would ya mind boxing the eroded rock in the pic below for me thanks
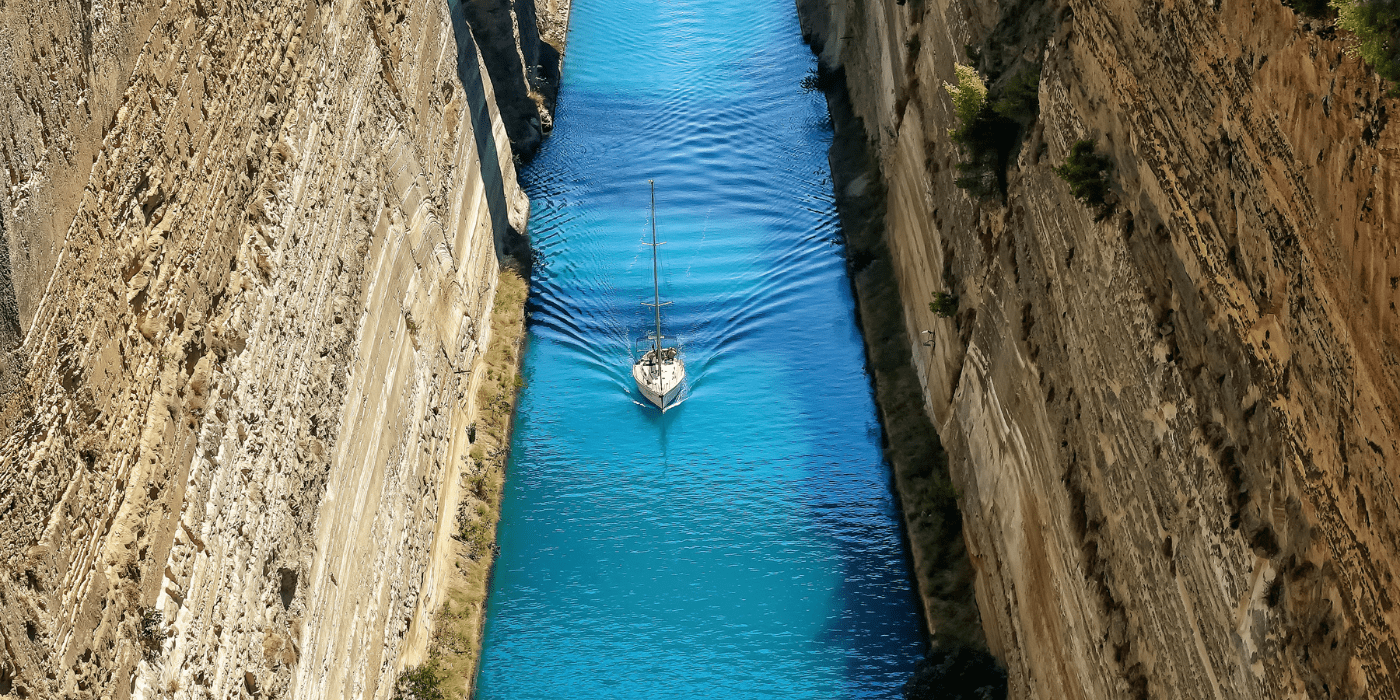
[0,0,550,698]
[802,0,1400,697]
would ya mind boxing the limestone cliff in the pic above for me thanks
[0,0,557,697]
[800,0,1400,697]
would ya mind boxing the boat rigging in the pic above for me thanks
[632,180,686,411]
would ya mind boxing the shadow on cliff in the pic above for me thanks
[805,46,1009,700]
[0,207,24,403]
[449,0,562,161]
[447,0,532,267]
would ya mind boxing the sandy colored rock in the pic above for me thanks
[800,0,1400,697]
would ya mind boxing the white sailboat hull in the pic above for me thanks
[632,348,685,410]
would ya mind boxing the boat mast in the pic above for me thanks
[650,180,662,362]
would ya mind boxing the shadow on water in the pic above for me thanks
[749,173,929,695]
[677,18,928,693]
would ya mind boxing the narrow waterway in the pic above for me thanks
[474,0,925,696]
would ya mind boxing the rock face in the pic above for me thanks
[799,0,1400,698]
[454,0,563,158]
[0,0,556,697]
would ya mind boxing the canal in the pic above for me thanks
[474,0,925,696]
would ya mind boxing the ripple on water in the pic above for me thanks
[475,0,924,697]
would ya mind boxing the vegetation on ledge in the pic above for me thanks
[1335,0,1400,91]
[397,263,529,698]
[944,64,1040,201]
[1055,139,1113,211]
[902,645,1008,700]
[1288,0,1400,93]
[392,661,446,700]
[929,291,958,318]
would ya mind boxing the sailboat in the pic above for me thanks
[632,180,686,411]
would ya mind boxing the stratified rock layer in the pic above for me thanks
[799,0,1400,698]
[0,0,546,697]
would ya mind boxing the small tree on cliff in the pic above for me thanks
[1292,1,1400,94]
[945,64,988,137]
[929,291,958,318]
[1332,0,1400,92]
[944,64,1021,200]
[1054,139,1113,210]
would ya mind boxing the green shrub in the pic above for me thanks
[1333,0,1400,91]
[929,292,958,318]
[945,64,1034,200]
[944,64,988,134]
[392,661,445,700]
[458,515,496,561]
[1054,140,1113,208]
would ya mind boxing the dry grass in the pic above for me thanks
[425,264,528,697]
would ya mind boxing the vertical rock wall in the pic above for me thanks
[0,0,169,340]
[0,0,552,698]
[451,0,562,158]
[800,0,1400,698]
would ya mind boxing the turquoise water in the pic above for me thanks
[474,0,925,696]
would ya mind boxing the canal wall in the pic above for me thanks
[0,0,556,697]
[799,0,1400,698]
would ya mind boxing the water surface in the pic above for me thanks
[475,0,924,696]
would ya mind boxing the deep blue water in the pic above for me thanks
[474,0,925,696]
